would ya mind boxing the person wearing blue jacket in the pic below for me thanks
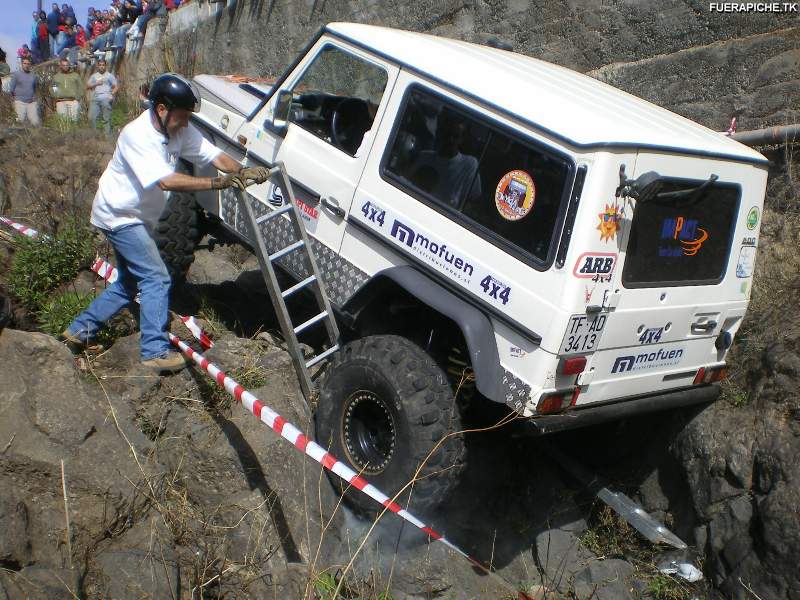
[46,4,61,56]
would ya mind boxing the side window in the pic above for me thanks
[383,87,572,264]
[288,45,388,156]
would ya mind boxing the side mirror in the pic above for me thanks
[267,89,293,134]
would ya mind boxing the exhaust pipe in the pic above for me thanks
[730,124,800,146]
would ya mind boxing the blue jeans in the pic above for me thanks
[68,223,172,360]
[89,97,113,134]
[54,31,69,55]
[113,24,131,48]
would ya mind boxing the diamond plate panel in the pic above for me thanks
[502,370,532,413]
[219,189,367,306]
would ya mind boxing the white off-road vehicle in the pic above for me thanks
[157,23,768,515]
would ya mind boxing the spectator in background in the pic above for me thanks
[76,24,88,50]
[37,13,51,61]
[86,7,96,35]
[47,3,61,55]
[52,58,84,120]
[62,4,76,23]
[0,48,10,87]
[55,24,77,58]
[128,0,166,40]
[17,45,33,64]
[8,58,41,127]
[88,59,118,134]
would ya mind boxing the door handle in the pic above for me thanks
[691,320,717,333]
[321,196,345,219]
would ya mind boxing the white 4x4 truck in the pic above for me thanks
[158,23,768,516]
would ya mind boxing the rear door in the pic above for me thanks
[576,152,768,405]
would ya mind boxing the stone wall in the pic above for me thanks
[122,0,798,133]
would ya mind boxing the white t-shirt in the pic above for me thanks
[88,72,118,101]
[91,110,222,230]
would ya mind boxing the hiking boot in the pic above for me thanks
[61,329,104,355]
[141,351,187,373]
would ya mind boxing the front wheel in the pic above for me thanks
[153,191,204,285]
[315,335,466,518]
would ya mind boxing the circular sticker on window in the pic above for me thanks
[495,170,535,221]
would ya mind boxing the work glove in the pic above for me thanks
[211,173,247,190]
[237,166,272,185]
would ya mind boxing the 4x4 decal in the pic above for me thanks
[356,198,513,307]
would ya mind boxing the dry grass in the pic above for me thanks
[723,207,800,407]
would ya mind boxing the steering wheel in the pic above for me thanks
[331,97,371,155]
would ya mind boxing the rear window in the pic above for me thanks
[381,86,573,267]
[622,179,740,287]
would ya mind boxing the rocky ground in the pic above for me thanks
[0,116,798,599]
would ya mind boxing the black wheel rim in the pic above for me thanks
[342,390,396,475]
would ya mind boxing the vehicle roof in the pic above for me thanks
[326,23,767,165]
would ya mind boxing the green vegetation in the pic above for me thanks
[579,504,706,600]
[312,570,393,600]
[36,289,94,337]
[7,219,96,310]
[647,574,695,600]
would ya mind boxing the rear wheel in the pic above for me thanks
[315,335,465,518]
[154,192,203,285]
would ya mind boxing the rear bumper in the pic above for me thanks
[526,384,719,435]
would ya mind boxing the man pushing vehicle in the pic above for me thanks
[62,73,267,372]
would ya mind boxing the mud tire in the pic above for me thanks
[315,335,465,518]
[154,192,203,285]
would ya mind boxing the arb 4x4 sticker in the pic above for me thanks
[495,170,535,221]
[572,252,617,281]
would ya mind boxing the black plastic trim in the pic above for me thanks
[526,384,719,435]
[555,164,587,269]
[324,28,769,167]
[343,266,506,402]
[239,83,269,100]
[346,215,542,345]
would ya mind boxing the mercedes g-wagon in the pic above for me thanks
[156,23,768,515]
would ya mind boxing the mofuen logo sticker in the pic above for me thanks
[572,252,617,280]
[495,170,535,221]
[658,216,708,257]
[746,206,759,230]
[597,204,622,242]
[611,346,684,374]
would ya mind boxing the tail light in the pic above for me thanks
[694,365,728,385]
[560,356,587,376]
[536,387,580,414]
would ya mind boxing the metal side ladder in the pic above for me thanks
[238,163,340,403]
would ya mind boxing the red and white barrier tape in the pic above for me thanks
[1,216,213,350]
[169,335,470,557]
[3,215,531,598]
[0,216,39,238]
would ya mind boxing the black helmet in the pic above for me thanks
[148,73,201,112]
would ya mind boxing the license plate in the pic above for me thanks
[560,313,607,355]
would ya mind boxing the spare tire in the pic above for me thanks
[153,191,203,285]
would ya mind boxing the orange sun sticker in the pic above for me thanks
[495,170,535,221]
[597,204,622,242]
